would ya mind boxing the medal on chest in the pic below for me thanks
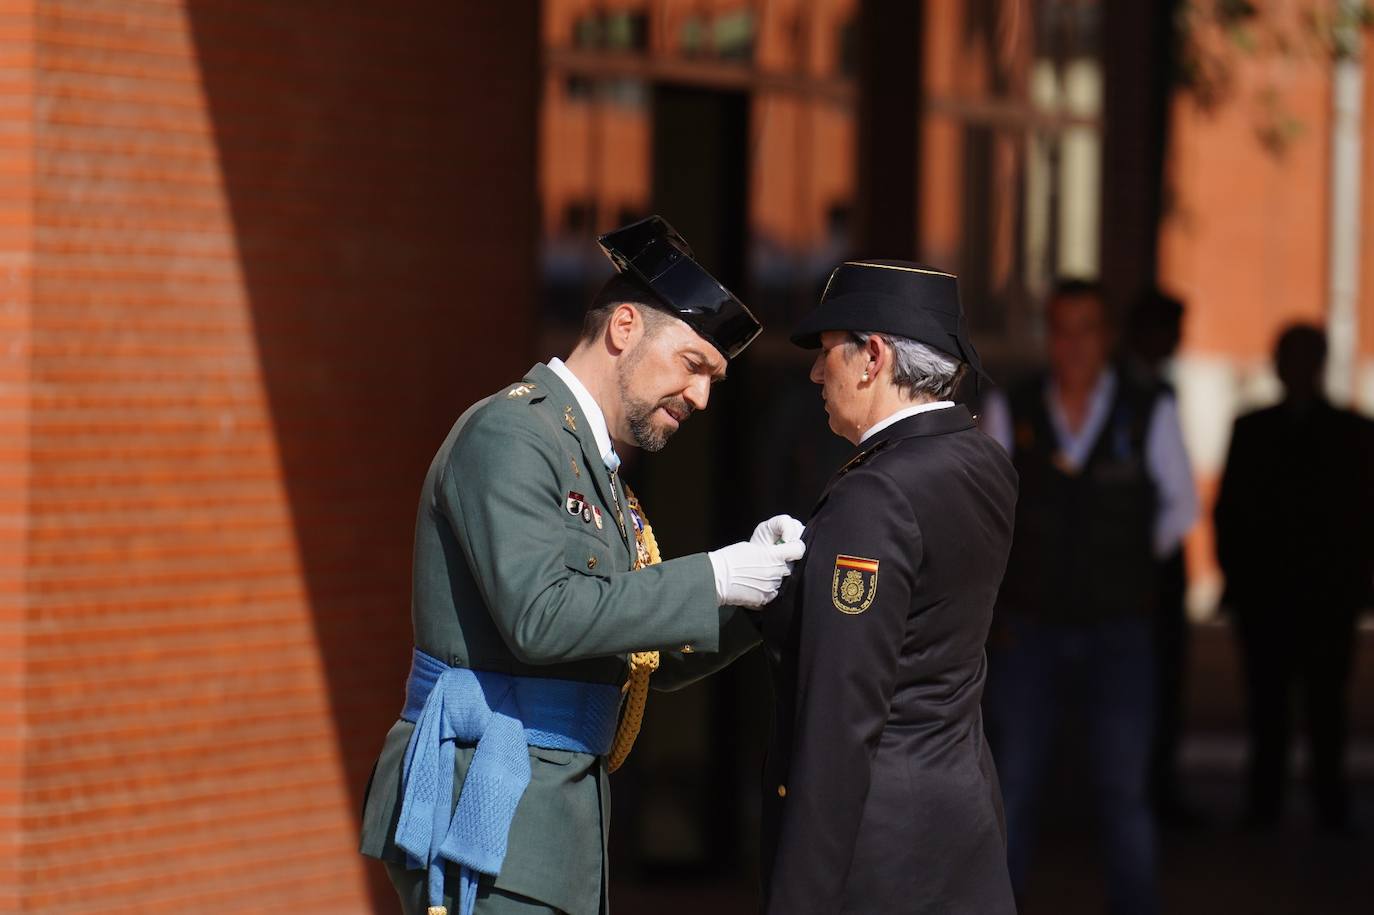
[626,496,652,569]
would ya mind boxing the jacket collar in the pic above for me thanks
[811,404,976,514]
[524,362,634,554]
[548,357,616,466]
[524,362,609,475]
[859,403,974,451]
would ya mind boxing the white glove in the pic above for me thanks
[708,538,806,608]
[750,513,805,547]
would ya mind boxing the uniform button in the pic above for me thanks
[777,784,787,798]
[680,644,694,654]
[587,555,598,570]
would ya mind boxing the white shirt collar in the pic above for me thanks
[859,401,957,444]
[548,357,619,471]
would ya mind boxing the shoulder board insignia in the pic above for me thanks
[507,383,537,398]
[837,438,894,477]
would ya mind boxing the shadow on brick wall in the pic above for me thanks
[185,3,539,907]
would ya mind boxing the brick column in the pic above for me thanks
[3,2,537,910]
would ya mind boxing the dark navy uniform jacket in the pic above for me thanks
[759,404,1018,914]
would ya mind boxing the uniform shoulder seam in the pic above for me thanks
[833,458,919,527]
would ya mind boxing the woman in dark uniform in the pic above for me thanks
[759,261,1018,914]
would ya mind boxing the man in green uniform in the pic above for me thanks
[360,216,804,915]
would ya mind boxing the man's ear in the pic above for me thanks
[607,303,641,354]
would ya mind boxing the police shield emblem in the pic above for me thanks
[832,554,879,614]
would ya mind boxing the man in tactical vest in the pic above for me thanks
[980,279,1197,915]
[359,216,805,915]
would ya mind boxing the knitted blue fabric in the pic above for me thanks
[393,649,620,915]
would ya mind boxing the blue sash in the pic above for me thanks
[393,649,620,915]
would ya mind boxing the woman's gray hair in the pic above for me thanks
[849,331,966,400]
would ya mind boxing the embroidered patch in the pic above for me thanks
[832,554,879,614]
[563,406,578,431]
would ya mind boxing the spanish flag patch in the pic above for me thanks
[832,554,880,614]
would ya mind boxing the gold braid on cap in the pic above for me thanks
[606,484,661,774]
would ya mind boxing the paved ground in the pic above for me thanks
[612,768,1373,913]
[611,621,1374,914]
[1022,769,1374,914]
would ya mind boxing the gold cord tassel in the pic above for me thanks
[607,488,662,774]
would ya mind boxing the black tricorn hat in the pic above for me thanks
[597,215,762,360]
[790,259,988,385]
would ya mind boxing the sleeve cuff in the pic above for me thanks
[706,549,729,605]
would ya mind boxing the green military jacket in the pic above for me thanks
[360,362,760,915]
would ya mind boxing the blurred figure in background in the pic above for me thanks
[1214,323,1374,835]
[1122,289,1200,829]
[981,279,1198,915]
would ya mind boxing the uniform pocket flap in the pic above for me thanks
[563,534,612,577]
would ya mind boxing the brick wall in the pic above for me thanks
[2,2,538,910]
[0,4,37,910]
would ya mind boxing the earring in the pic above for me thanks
[861,371,870,382]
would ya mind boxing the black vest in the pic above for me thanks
[999,370,1160,622]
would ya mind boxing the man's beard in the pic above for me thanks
[616,360,693,452]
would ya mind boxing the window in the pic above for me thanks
[919,0,1104,359]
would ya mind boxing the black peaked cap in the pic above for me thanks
[790,259,987,383]
[597,215,761,360]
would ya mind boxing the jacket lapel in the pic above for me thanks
[525,363,635,560]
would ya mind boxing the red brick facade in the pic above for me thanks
[0,2,538,910]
